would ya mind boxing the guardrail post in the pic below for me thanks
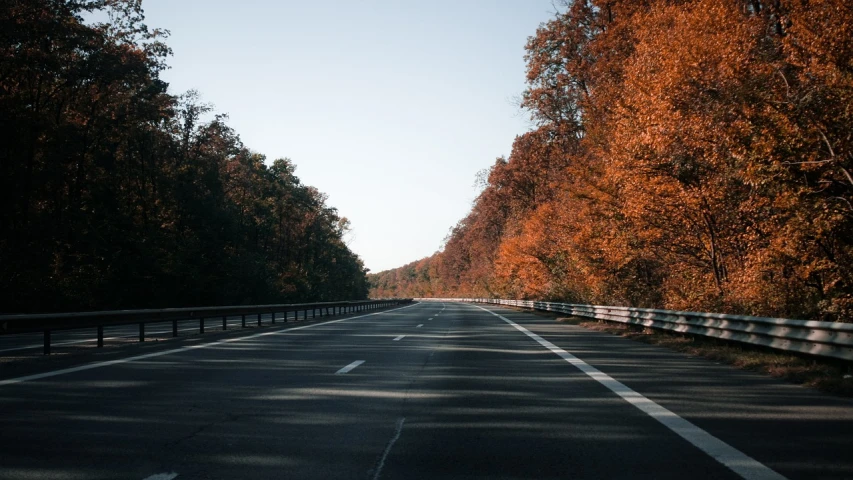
[312,308,315,319]
[222,315,227,330]
[271,312,276,324]
[257,313,262,326]
[241,314,246,328]
[199,318,204,334]
[139,322,145,342]
[44,330,51,355]
[173,320,178,337]
[97,326,104,347]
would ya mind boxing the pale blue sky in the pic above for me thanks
[139,0,556,272]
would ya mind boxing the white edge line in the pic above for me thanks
[335,360,365,375]
[472,304,788,480]
[0,303,419,387]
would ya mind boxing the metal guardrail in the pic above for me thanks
[418,297,853,362]
[0,299,412,355]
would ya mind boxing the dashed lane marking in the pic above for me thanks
[142,473,178,480]
[335,360,365,375]
[0,303,419,387]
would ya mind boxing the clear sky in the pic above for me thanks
[139,0,557,273]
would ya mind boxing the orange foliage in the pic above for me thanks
[370,0,853,321]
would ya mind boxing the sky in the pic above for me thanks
[138,0,557,273]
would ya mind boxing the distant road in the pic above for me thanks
[1,302,851,479]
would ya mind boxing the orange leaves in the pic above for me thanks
[369,0,853,321]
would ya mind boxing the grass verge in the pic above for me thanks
[567,317,853,397]
[511,307,853,397]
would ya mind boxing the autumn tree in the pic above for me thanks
[371,0,853,321]
[1,0,369,312]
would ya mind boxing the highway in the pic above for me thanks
[1,301,851,480]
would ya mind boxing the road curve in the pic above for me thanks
[0,302,851,480]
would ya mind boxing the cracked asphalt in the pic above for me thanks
[0,302,852,480]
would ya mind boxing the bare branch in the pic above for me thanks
[841,166,853,187]
[820,130,836,158]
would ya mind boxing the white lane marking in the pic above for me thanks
[143,473,178,480]
[416,324,423,328]
[428,318,433,321]
[393,335,406,341]
[336,360,365,375]
[372,417,405,480]
[0,303,419,387]
[473,305,788,480]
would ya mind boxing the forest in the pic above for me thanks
[370,0,853,322]
[0,0,369,313]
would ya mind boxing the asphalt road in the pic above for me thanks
[0,301,851,480]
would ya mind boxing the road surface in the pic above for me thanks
[1,301,851,479]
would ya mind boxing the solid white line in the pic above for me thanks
[336,360,365,375]
[393,335,405,341]
[473,304,788,480]
[416,324,423,328]
[0,303,419,387]
[372,417,405,480]
[142,473,178,480]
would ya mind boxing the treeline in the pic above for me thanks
[0,0,368,313]
[370,0,853,321]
